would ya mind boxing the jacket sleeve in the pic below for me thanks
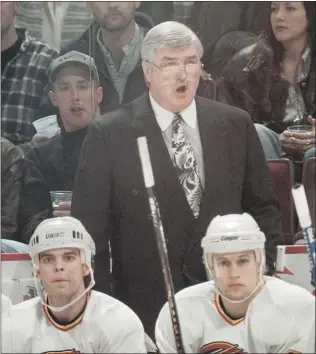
[1,140,23,239]
[18,148,53,243]
[241,117,282,271]
[71,120,112,290]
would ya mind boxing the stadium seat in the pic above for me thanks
[267,159,295,240]
[302,157,316,228]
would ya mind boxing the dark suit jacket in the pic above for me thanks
[72,93,281,336]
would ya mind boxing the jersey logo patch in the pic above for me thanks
[201,341,247,354]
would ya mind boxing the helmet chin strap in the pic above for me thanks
[34,265,95,312]
[215,275,264,304]
[204,254,265,304]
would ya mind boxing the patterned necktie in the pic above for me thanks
[172,113,202,218]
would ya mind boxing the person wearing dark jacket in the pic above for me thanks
[215,2,315,161]
[1,137,23,239]
[187,1,271,73]
[38,2,215,119]
[71,21,281,338]
[38,3,153,117]
[1,1,58,147]
[17,51,103,243]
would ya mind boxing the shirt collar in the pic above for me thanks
[149,93,197,132]
[97,23,139,55]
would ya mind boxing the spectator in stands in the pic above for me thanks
[136,2,195,26]
[215,2,315,161]
[38,2,215,118]
[1,137,23,239]
[213,32,282,159]
[17,51,102,243]
[1,1,58,148]
[38,1,153,116]
[187,1,270,72]
[15,2,92,50]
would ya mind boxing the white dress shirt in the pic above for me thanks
[149,93,205,187]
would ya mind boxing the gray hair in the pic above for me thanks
[141,21,204,62]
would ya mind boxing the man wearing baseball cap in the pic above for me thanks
[17,51,103,242]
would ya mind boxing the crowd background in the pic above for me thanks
[1,0,315,311]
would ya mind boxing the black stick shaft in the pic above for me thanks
[137,137,185,353]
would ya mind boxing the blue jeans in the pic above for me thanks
[255,124,316,161]
[304,146,316,160]
[254,124,281,160]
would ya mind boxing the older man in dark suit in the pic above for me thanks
[72,21,281,337]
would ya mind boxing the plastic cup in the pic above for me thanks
[287,125,312,133]
[50,191,73,210]
[33,115,60,138]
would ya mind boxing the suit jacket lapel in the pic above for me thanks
[195,96,229,218]
[131,94,194,218]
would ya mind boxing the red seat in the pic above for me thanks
[302,157,316,228]
[267,159,295,239]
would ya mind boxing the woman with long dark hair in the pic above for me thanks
[216,1,315,160]
[265,1,315,159]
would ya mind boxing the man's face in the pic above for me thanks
[142,45,202,113]
[270,2,308,44]
[208,250,260,302]
[49,66,103,132]
[37,248,89,303]
[0,2,17,36]
[88,1,140,31]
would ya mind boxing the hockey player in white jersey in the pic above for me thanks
[156,213,315,353]
[2,217,147,353]
[1,293,12,314]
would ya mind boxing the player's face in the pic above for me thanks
[270,2,308,44]
[210,251,260,301]
[87,1,140,31]
[49,66,103,132]
[37,248,90,304]
[142,45,202,113]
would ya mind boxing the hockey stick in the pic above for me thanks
[292,183,315,287]
[137,137,185,354]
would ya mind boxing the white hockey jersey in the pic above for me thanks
[156,276,315,353]
[2,290,147,353]
[1,294,12,314]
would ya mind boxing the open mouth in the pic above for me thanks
[70,107,84,113]
[176,85,188,94]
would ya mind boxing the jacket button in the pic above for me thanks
[132,188,139,196]
[301,82,307,88]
